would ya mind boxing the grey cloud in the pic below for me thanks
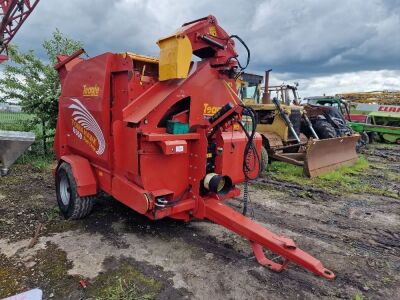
[6,0,400,78]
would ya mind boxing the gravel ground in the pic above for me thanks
[0,144,399,299]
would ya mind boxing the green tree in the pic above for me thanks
[0,29,83,154]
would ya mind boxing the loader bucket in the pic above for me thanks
[304,135,359,177]
[0,130,35,176]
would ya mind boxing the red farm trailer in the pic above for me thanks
[53,15,335,279]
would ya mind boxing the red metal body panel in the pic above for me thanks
[57,53,114,169]
[158,140,187,155]
[346,114,368,123]
[60,155,97,196]
[53,15,335,279]
[112,175,150,215]
[215,131,262,183]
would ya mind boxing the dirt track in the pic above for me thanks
[0,144,399,299]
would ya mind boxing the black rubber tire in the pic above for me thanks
[367,132,376,144]
[313,120,337,139]
[356,132,369,152]
[360,132,370,145]
[55,162,94,220]
[377,133,385,143]
[259,146,269,174]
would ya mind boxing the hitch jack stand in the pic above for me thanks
[251,242,289,272]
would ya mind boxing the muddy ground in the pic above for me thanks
[0,144,399,299]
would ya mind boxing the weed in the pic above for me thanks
[16,152,56,171]
[87,263,162,300]
[354,293,364,300]
[44,205,60,222]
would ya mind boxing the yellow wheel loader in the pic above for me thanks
[238,71,359,177]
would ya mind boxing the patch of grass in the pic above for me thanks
[354,293,364,300]
[373,143,399,150]
[269,156,368,185]
[319,156,369,183]
[386,172,400,182]
[0,243,81,299]
[0,111,33,131]
[266,156,398,197]
[0,254,28,298]
[87,263,162,300]
[44,205,61,222]
[268,161,310,185]
[16,152,56,171]
[35,243,73,284]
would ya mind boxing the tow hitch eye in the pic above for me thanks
[204,173,233,195]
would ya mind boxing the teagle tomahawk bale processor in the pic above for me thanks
[53,15,334,279]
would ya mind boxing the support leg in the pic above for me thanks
[251,242,289,272]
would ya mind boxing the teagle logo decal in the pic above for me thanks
[69,98,105,155]
[83,84,100,97]
[203,103,221,116]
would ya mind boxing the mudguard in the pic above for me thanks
[59,155,97,196]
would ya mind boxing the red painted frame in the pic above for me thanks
[0,0,40,57]
[53,15,335,280]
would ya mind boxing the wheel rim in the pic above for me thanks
[59,172,71,206]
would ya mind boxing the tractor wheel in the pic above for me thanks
[356,132,369,152]
[55,162,94,220]
[367,132,376,144]
[313,120,337,139]
[259,146,269,174]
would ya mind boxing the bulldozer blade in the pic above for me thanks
[271,152,305,166]
[0,130,35,176]
[304,135,359,177]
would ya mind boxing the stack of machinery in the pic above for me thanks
[337,91,400,106]
[306,96,400,144]
[238,70,360,177]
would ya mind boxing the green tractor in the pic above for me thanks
[305,96,400,144]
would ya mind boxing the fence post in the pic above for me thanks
[42,119,47,154]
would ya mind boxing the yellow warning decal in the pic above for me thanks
[233,123,240,130]
[209,26,218,37]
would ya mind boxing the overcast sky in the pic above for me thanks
[4,0,400,96]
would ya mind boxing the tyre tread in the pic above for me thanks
[56,162,94,220]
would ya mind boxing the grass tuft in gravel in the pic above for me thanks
[87,262,162,300]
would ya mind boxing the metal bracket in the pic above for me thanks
[251,242,289,272]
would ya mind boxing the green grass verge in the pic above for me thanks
[266,156,398,198]
[0,111,34,131]
[16,152,56,171]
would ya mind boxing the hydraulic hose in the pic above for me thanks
[238,105,260,216]
[206,33,251,76]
